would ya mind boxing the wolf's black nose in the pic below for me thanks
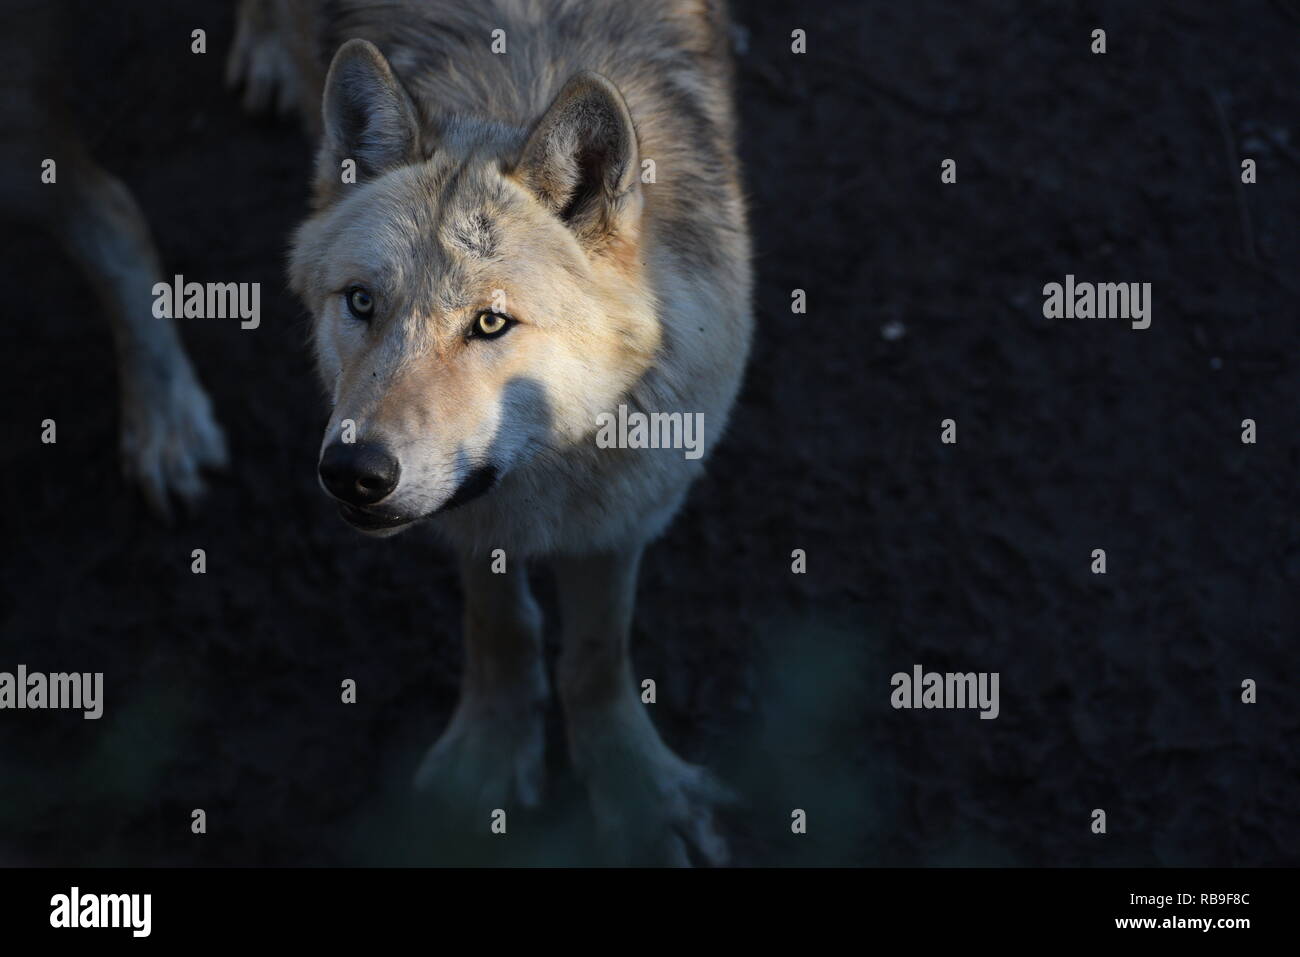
[318,442,400,506]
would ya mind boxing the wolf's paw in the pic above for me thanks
[225,0,300,116]
[413,696,546,812]
[120,359,228,519]
[578,726,736,867]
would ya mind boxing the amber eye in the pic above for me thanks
[345,285,374,320]
[473,311,513,339]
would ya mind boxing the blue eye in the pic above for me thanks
[345,286,374,320]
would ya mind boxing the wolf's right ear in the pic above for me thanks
[319,39,420,183]
[514,72,641,247]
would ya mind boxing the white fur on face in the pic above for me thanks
[291,158,660,523]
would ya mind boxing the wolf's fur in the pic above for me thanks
[280,0,752,863]
[1,1,228,516]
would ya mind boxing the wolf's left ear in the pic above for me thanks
[320,39,421,182]
[515,72,641,245]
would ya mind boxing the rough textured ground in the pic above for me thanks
[1,0,1296,866]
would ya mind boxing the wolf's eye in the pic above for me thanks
[472,311,513,340]
[345,286,374,320]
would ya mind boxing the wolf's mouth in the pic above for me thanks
[435,464,499,513]
[337,503,415,531]
[335,465,500,532]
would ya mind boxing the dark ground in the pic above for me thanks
[1,0,1297,866]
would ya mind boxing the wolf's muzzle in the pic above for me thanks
[318,441,400,506]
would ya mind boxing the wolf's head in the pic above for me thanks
[289,40,657,536]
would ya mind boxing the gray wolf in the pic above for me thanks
[252,0,753,864]
[1,1,228,516]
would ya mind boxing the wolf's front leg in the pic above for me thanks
[53,155,227,518]
[554,547,732,866]
[414,552,548,810]
[225,0,323,132]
